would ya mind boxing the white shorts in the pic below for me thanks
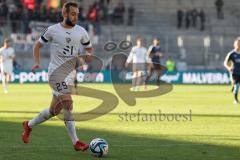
[50,71,75,97]
[1,64,13,75]
[132,63,146,71]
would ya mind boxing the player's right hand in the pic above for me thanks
[31,64,40,73]
[84,54,92,63]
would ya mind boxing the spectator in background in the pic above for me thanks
[106,1,114,24]
[0,1,8,26]
[87,2,101,35]
[49,9,62,23]
[49,9,56,22]
[199,9,206,31]
[101,0,111,6]
[215,0,224,19]
[99,0,112,24]
[185,9,191,29]
[32,7,40,21]
[54,9,62,22]
[87,2,98,22]
[127,3,134,26]
[45,8,51,22]
[191,8,198,28]
[177,8,184,29]
[36,0,43,6]
[10,8,21,33]
[78,3,85,22]
[98,1,107,23]
[22,9,30,33]
[39,5,48,21]
[113,0,125,25]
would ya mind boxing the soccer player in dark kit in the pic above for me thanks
[224,38,240,104]
[145,38,166,86]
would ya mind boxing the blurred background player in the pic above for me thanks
[145,38,166,86]
[224,38,240,104]
[125,38,151,91]
[0,38,15,93]
[22,2,93,151]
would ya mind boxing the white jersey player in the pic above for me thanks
[0,38,15,93]
[22,2,93,152]
[125,38,151,91]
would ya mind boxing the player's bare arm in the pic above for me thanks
[224,54,232,71]
[147,46,152,56]
[32,41,43,70]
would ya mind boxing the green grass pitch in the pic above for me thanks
[0,84,240,160]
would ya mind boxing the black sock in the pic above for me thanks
[74,79,77,88]
[234,93,238,102]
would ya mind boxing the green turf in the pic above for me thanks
[0,84,240,160]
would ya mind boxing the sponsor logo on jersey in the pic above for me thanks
[66,37,71,43]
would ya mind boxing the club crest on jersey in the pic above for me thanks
[66,37,71,43]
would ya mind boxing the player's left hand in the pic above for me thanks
[227,67,233,72]
[157,52,163,57]
[31,64,40,73]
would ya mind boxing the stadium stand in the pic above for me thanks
[0,0,240,70]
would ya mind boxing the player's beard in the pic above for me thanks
[66,17,75,27]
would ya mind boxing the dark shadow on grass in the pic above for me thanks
[1,110,240,118]
[0,120,239,160]
[0,111,40,114]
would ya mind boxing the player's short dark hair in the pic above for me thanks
[153,37,160,45]
[63,1,78,13]
[235,37,240,41]
[136,37,144,45]
[136,37,143,42]
[4,38,11,43]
